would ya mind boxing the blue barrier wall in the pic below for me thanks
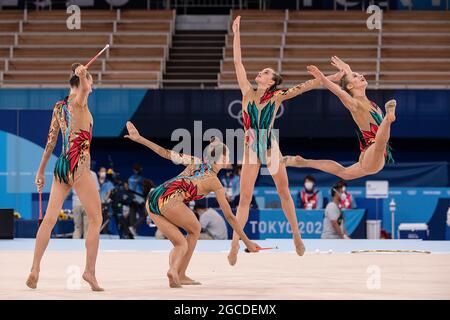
[254,186,450,239]
[217,209,367,240]
[13,209,367,240]
[0,89,147,137]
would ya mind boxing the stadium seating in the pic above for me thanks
[0,9,175,88]
[1,9,449,89]
[218,10,450,89]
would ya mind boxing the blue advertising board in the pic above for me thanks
[218,209,367,240]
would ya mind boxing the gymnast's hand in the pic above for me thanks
[331,56,349,71]
[35,171,45,193]
[124,121,141,142]
[232,15,240,34]
[307,65,325,81]
[329,69,346,82]
[74,64,87,78]
[245,241,261,253]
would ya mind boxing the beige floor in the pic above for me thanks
[1,251,449,300]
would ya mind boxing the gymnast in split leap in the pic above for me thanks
[285,56,397,180]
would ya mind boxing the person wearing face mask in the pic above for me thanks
[98,167,114,203]
[298,175,323,210]
[321,183,351,239]
[337,180,356,209]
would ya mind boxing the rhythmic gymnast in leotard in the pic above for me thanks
[124,122,259,288]
[285,56,396,180]
[228,16,344,265]
[27,63,103,291]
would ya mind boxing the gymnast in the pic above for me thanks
[228,16,344,265]
[27,63,103,291]
[124,121,260,288]
[285,56,396,180]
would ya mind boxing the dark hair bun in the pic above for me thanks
[205,136,228,164]
[210,136,221,144]
[276,75,283,86]
[269,72,283,92]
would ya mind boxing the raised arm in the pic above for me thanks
[331,56,352,75]
[232,16,252,96]
[124,121,199,165]
[276,71,346,102]
[307,65,358,112]
[73,64,90,108]
[215,187,259,252]
[35,105,60,192]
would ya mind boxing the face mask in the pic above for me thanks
[304,182,314,191]
[340,192,347,201]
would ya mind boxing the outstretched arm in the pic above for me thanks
[232,16,252,96]
[215,187,259,252]
[73,65,90,108]
[307,65,358,112]
[331,56,352,74]
[276,71,346,102]
[35,106,60,192]
[124,121,199,165]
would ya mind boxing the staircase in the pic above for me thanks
[163,30,226,89]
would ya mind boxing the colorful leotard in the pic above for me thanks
[356,101,394,163]
[146,161,222,216]
[241,80,317,163]
[45,95,93,184]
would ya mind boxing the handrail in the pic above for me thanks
[2,32,172,36]
[4,70,161,74]
[217,83,450,89]
[220,70,450,75]
[8,57,165,61]
[11,44,169,48]
[0,82,161,89]
[375,9,383,89]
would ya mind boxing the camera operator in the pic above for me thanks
[127,179,156,237]
[109,180,137,239]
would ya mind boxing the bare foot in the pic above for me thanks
[385,99,396,122]
[227,244,239,266]
[179,275,202,285]
[82,271,104,292]
[26,270,39,289]
[167,269,182,288]
[294,234,306,256]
